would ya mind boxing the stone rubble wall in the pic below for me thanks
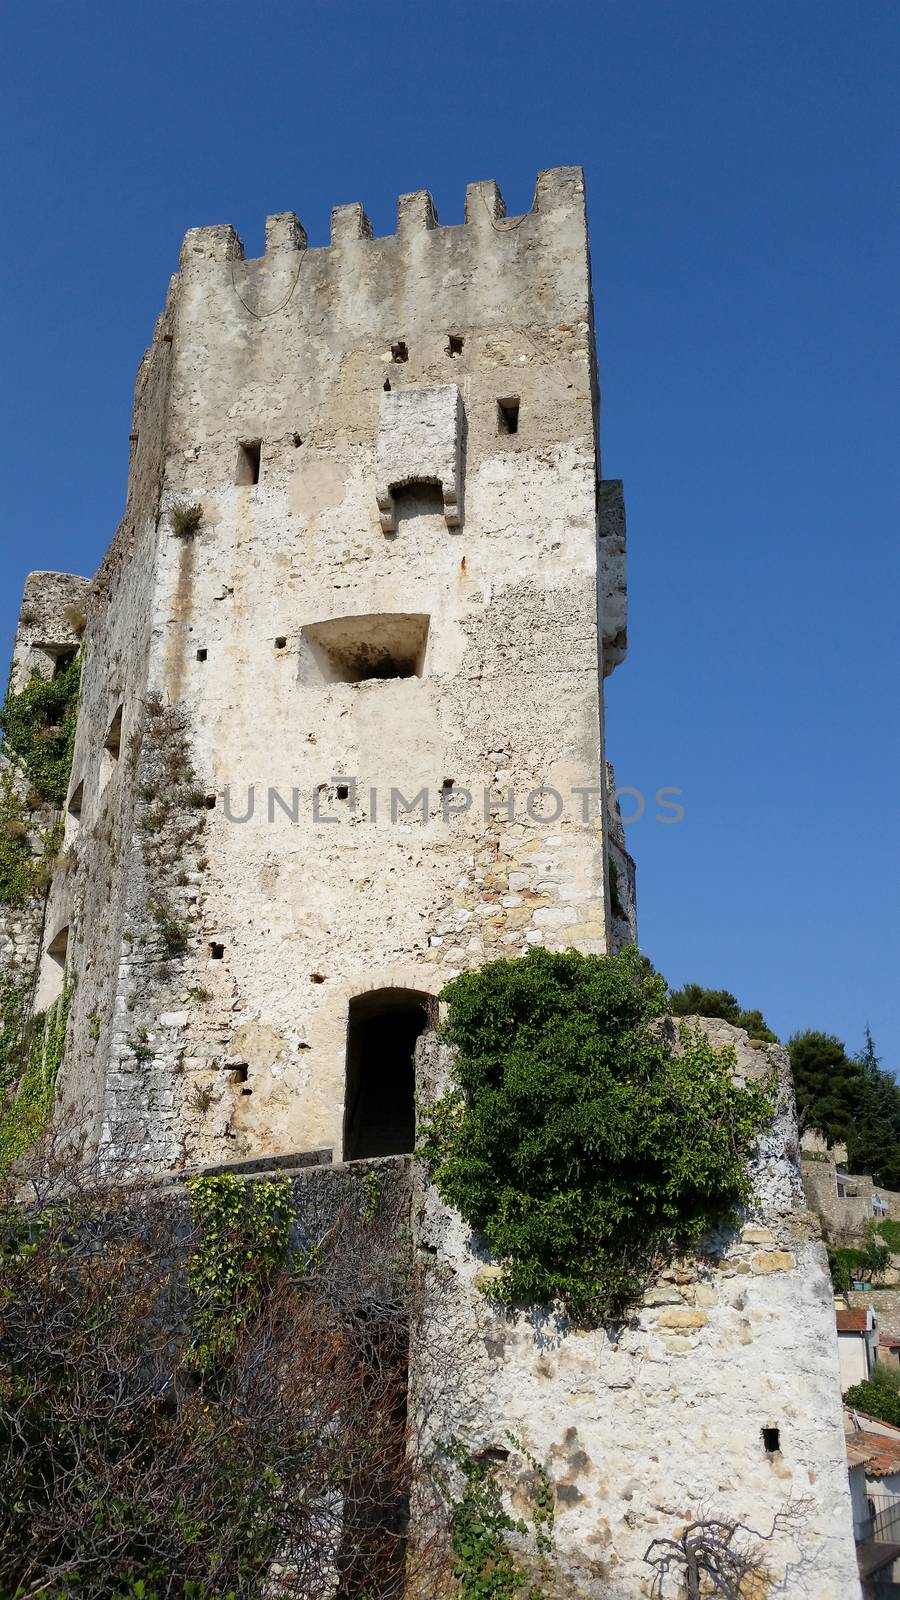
[412,1018,861,1598]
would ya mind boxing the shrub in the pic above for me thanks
[845,1367,900,1427]
[420,947,773,1319]
[169,499,203,538]
[0,1147,417,1600]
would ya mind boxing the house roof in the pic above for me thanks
[847,1434,879,1469]
[837,1308,872,1332]
[880,1332,900,1348]
[850,1431,900,1477]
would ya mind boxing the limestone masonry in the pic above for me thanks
[0,168,861,1594]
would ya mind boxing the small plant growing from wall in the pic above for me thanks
[62,599,88,637]
[169,499,203,538]
[419,946,773,1321]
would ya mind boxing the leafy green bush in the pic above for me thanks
[420,947,773,1319]
[668,982,778,1044]
[845,1365,900,1426]
[0,656,81,805]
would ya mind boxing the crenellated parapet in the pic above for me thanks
[179,166,586,269]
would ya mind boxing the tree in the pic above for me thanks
[644,1515,772,1598]
[787,1030,863,1143]
[846,1027,900,1190]
[668,983,778,1044]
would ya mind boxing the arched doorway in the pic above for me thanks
[343,988,432,1161]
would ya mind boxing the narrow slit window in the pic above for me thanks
[236,440,262,485]
[498,397,520,435]
[104,706,123,760]
[98,705,124,799]
[35,924,70,1010]
[762,1427,780,1454]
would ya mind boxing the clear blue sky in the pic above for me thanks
[1,1,897,1062]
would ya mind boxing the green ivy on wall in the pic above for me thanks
[0,655,81,806]
[0,973,74,1169]
[419,946,773,1320]
[440,1436,554,1600]
[186,1173,293,1373]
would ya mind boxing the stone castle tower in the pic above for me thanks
[0,167,864,1595]
[3,166,635,1173]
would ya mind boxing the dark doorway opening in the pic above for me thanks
[344,989,430,1161]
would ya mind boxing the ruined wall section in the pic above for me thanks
[50,292,181,1154]
[1,576,89,1001]
[412,1018,861,1598]
[93,168,628,1172]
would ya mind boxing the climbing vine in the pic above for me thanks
[419,946,773,1320]
[0,655,81,805]
[0,973,74,1169]
[439,1437,554,1600]
[186,1173,293,1373]
[0,774,62,908]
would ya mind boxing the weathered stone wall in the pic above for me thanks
[48,293,179,1154]
[413,1018,861,1598]
[801,1145,900,1246]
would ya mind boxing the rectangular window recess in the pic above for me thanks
[300,613,430,684]
[236,440,261,485]
[497,397,520,435]
[447,334,464,356]
[225,1063,249,1083]
[52,649,77,679]
[67,779,84,817]
[104,705,123,760]
[196,647,208,662]
[210,942,225,960]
